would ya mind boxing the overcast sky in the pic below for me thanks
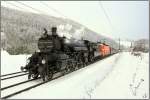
[1,1,149,40]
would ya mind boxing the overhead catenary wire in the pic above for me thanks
[39,1,80,39]
[39,1,73,32]
[2,1,51,36]
[98,1,115,33]
[3,1,85,40]
[17,1,76,40]
[4,1,70,30]
[3,1,46,17]
[15,1,59,30]
[98,1,121,47]
[15,1,46,14]
[3,1,25,11]
[40,1,68,19]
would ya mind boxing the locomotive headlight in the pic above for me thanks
[42,59,46,64]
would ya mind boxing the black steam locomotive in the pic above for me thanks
[21,27,100,81]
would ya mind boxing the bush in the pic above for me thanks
[7,46,30,55]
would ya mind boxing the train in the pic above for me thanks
[21,27,118,81]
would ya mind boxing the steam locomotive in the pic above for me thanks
[21,27,117,81]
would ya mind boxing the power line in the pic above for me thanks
[4,1,82,40]
[40,1,90,40]
[39,1,78,38]
[98,1,115,32]
[98,1,122,48]
[15,1,45,14]
[3,1,24,10]
[40,1,68,19]
[99,1,125,39]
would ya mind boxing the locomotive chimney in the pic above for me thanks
[51,27,57,36]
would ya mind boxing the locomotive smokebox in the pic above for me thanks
[52,27,57,36]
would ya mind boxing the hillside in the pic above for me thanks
[1,6,119,54]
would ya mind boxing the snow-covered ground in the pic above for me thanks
[92,52,149,99]
[1,51,149,99]
[1,50,31,75]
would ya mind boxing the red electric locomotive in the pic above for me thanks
[98,43,111,57]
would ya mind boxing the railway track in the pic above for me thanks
[1,53,117,99]
[1,78,38,91]
[0,71,26,77]
[1,74,63,99]
[1,70,64,99]
[1,73,28,81]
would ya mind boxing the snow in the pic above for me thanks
[1,50,149,99]
[1,50,31,75]
[1,74,29,88]
[92,52,149,99]
[1,78,42,98]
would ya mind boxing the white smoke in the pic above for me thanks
[58,24,65,30]
[65,24,72,31]
[73,27,85,40]
[57,25,86,40]
[57,24,72,39]
[58,24,72,32]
